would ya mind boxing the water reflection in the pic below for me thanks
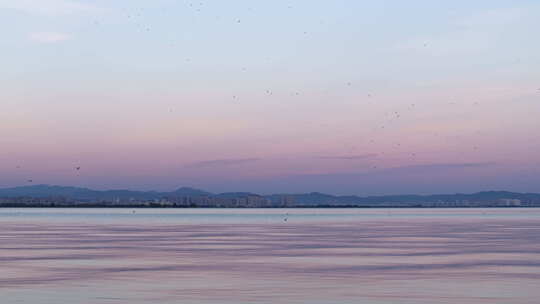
[1,209,539,304]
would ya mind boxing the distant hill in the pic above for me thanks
[171,187,212,197]
[1,185,539,207]
[285,191,540,206]
[214,192,260,198]
[0,185,209,202]
[0,185,257,202]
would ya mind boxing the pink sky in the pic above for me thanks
[1,1,540,194]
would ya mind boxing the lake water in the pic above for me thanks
[1,208,540,304]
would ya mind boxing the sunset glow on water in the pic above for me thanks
[2,209,539,304]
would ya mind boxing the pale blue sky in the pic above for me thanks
[1,0,539,194]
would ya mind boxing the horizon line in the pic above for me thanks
[0,183,536,198]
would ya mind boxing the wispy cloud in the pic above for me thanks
[29,32,71,43]
[184,158,261,169]
[0,0,97,16]
[319,154,377,160]
[394,6,534,55]
[288,162,497,179]
[235,162,500,195]
[385,162,497,173]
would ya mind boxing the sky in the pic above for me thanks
[1,0,539,195]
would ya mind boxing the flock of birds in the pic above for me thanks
[18,81,537,184]
[17,166,81,184]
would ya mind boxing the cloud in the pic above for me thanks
[394,6,535,55]
[184,158,261,169]
[284,162,497,180]
[457,6,529,28]
[382,162,497,174]
[234,162,499,194]
[0,0,97,16]
[29,32,71,43]
[319,154,377,160]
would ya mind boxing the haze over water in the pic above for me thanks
[2,208,540,304]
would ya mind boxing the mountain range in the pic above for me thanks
[1,184,540,206]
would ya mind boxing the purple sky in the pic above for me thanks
[1,0,540,195]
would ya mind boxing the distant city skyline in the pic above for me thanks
[1,0,539,195]
[1,184,539,208]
